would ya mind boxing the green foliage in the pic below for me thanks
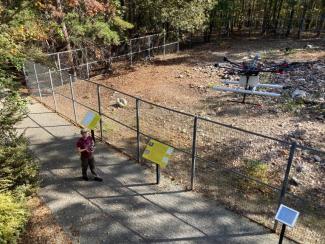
[64,11,133,46]
[161,0,214,32]
[130,0,214,33]
[0,193,28,244]
[87,20,121,45]
[0,137,39,196]
[279,99,305,113]
[0,72,27,144]
[239,159,269,193]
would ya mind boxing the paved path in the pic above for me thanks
[17,99,290,244]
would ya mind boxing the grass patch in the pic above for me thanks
[279,99,305,113]
[238,159,270,193]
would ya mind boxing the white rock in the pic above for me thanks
[296,78,306,82]
[314,155,321,162]
[292,89,307,99]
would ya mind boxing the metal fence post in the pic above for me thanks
[69,75,77,122]
[85,48,90,80]
[177,30,180,52]
[48,69,58,111]
[190,116,198,190]
[156,164,160,185]
[22,64,29,89]
[273,142,297,231]
[57,53,64,86]
[163,32,166,56]
[22,63,27,80]
[97,84,103,140]
[33,63,42,100]
[129,40,133,66]
[148,35,151,58]
[136,98,141,163]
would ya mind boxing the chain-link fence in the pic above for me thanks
[23,33,325,244]
[38,32,180,80]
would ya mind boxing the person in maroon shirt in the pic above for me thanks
[76,128,103,181]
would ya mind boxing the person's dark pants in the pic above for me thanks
[81,156,98,178]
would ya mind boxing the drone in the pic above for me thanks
[211,55,290,103]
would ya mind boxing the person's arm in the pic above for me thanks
[89,136,95,152]
[77,147,88,154]
[91,137,95,147]
[76,141,88,154]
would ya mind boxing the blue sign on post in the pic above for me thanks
[275,204,300,228]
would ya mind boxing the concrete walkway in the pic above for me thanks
[17,99,289,244]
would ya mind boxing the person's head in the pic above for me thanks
[80,128,88,138]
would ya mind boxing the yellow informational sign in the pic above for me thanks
[81,111,101,130]
[142,139,174,168]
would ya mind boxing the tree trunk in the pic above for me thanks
[55,0,75,75]
[305,0,316,31]
[286,2,296,37]
[274,0,284,34]
[262,0,269,34]
[298,1,308,39]
[263,0,274,34]
[316,13,325,37]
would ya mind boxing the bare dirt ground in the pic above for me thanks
[19,196,72,244]
[42,37,325,243]
[94,38,325,149]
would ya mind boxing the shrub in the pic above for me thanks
[0,137,39,197]
[0,193,28,244]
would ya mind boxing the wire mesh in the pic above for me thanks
[36,69,55,108]
[50,70,72,98]
[72,79,98,111]
[195,118,293,231]
[101,115,137,158]
[283,147,325,243]
[139,101,193,152]
[54,93,75,120]
[99,86,137,129]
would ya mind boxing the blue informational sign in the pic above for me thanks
[275,204,300,228]
[81,111,101,130]
[82,112,94,125]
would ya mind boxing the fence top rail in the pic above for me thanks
[45,31,178,57]
[130,33,162,41]
[47,48,85,56]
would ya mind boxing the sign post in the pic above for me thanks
[142,139,174,184]
[274,204,300,244]
[81,111,101,144]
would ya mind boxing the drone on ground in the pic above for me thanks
[211,55,290,103]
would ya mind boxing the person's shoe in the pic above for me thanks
[94,176,103,182]
[82,176,89,181]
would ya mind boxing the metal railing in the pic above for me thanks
[23,35,325,243]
